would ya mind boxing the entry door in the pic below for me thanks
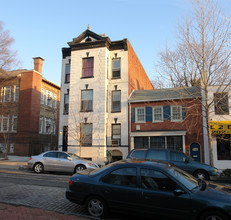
[190,143,201,162]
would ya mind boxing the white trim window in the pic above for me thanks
[46,90,53,107]
[171,105,182,121]
[45,118,52,134]
[153,106,163,122]
[135,107,145,123]
[14,85,20,102]
[54,94,57,109]
[3,86,12,102]
[41,88,45,104]
[39,116,44,133]
[12,115,17,132]
[2,116,9,132]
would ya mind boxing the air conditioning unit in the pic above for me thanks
[111,140,120,146]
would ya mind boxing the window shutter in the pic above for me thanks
[131,108,135,122]
[182,105,186,120]
[163,105,171,120]
[146,107,152,122]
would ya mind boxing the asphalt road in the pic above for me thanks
[0,169,136,220]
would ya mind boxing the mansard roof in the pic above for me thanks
[62,29,128,58]
[129,86,201,103]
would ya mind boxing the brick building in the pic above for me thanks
[59,28,153,165]
[129,86,205,162]
[0,57,60,156]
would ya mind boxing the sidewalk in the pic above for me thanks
[0,155,29,170]
[0,203,90,220]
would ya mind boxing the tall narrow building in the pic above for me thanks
[59,29,153,165]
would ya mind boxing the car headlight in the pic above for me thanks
[88,162,98,168]
[213,169,218,173]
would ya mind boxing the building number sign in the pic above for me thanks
[210,121,231,135]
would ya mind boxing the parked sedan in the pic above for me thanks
[66,159,231,220]
[27,151,99,174]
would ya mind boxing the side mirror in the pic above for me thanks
[174,189,186,196]
[67,157,72,161]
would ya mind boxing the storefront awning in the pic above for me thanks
[210,121,231,135]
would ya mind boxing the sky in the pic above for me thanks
[1,0,231,86]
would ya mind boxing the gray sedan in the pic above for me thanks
[27,151,99,174]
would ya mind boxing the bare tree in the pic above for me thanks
[157,0,231,166]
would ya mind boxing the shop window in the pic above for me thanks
[134,136,149,149]
[217,135,231,160]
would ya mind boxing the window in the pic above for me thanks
[112,58,121,78]
[171,105,182,121]
[134,137,149,149]
[130,149,146,159]
[111,90,121,112]
[153,106,163,122]
[150,137,165,149]
[14,85,19,102]
[167,136,183,151]
[41,88,45,104]
[45,118,52,134]
[217,135,231,160]
[12,116,17,132]
[44,152,58,158]
[54,94,57,109]
[58,152,68,159]
[170,151,186,162]
[82,57,94,78]
[64,93,69,114]
[2,86,12,102]
[147,150,167,160]
[135,107,145,123]
[53,120,56,135]
[214,92,229,115]
[81,123,92,146]
[46,91,53,107]
[102,167,137,187]
[140,169,177,191]
[112,124,121,142]
[39,116,43,133]
[2,116,9,132]
[81,90,93,112]
[65,63,70,83]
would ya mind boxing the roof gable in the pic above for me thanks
[68,29,108,46]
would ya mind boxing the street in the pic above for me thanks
[0,169,137,220]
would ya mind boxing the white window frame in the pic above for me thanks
[39,116,44,133]
[153,106,163,122]
[46,90,53,107]
[12,115,17,132]
[3,86,12,102]
[13,85,19,102]
[171,105,182,122]
[2,116,9,132]
[41,88,45,104]
[135,107,146,123]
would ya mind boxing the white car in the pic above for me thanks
[27,151,99,174]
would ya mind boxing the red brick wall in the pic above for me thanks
[127,40,153,95]
[130,99,204,161]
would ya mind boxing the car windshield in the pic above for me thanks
[167,167,199,191]
[68,153,81,160]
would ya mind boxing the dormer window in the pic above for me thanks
[85,36,92,42]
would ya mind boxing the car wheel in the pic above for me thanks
[75,164,86,173]
[194,170,209,180]
[86,196,107,218]
[199,211,229,220]
[33,163,44,174]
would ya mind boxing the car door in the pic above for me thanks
[100,167,141,213]
[42,152,58,171]
[57,152,74,172]
[169,151,192,174]
[139,168,193,219]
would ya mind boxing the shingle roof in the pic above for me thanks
[129,86,201,102]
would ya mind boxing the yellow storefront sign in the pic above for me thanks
[210,121,231,135]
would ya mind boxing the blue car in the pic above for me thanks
[66,159,231,219]
[126,149,219,180]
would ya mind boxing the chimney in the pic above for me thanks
[33,57,45,73]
